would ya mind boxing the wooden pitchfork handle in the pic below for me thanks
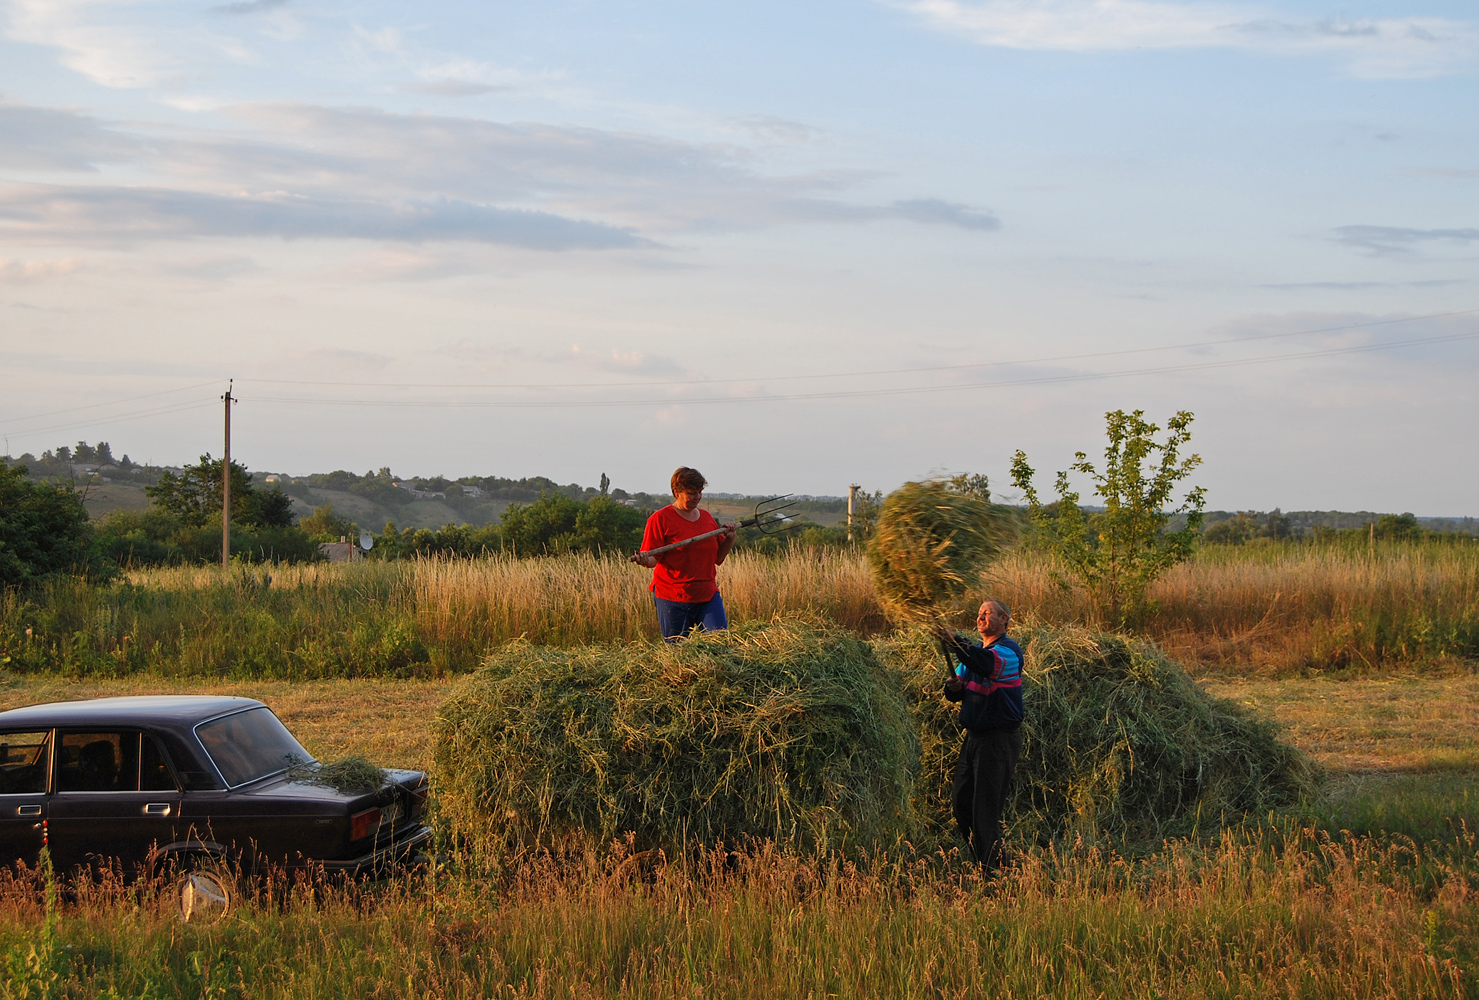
[629,517,751,563]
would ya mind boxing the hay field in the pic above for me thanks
[0,672,1473,998]
[3,541,1475,677]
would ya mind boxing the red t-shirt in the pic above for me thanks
[642,505,722,603]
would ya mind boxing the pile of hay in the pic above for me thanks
[434,620,917,857]
[865,480,1016,624]
[879,621,1322,845]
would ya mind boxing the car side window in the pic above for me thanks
[140,734,177,791]
[0,731,50,795]
[57,732,142,793]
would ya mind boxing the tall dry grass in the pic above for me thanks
[1,542,1473,675]
[984,543,1479,673]
[0,827,1473,998]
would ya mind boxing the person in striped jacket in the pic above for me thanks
[935,599,1024,878]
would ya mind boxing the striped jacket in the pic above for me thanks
[941,632,1025,733]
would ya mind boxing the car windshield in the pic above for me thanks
[195,708,311,787]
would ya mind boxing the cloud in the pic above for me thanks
[0,104,144,171]
[5,0,186,88]
[0,100,1002,246]
[725,115,827,146]
[0,184,649,249]
[210,0,288,13]
[902,0,1479,78]
[401,80,510,97]
[1263,279,1465,290]
[283,347,393,371]
[0,257,80,282]
[887,198,1000,231]
[568,344,685,376]
[1330,225,1479,255]
[1405,167,1479,179]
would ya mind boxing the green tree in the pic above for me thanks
[1011,409,1206,628]
[0,461,106,586]
[146,454,295,528]
[298,504,359,543]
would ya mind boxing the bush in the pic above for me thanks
[433,620,917,857]
[879,620,1322,845]
[0,462,107,586]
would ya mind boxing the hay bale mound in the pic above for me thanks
[878,621,1321,844]
[866,480,1016,624]
[434,620,917,856]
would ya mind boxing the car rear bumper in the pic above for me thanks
[318,824,433,874]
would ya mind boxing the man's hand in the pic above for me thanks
[633,551,659,568]
[944,674,964,695]
[721,521,738,539]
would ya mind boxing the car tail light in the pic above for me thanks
[350,807,381,841]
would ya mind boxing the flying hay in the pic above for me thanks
[865,480,1016,625]
[879,620,1322,846]
[433,619,918,857]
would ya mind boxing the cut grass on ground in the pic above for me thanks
[1202,673,1479,774]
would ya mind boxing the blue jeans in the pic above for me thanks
[654,593,728,641]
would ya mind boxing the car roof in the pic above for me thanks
[0,696,266,730]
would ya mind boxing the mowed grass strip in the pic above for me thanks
[1203,673,1479,773]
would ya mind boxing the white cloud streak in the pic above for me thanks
[0,101,1003,248]
[903,0,1479,78]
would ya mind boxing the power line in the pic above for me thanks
[241,327,1479,409]
[234,307,1479,391]
[2,400,220,442]
[0,379,223,427]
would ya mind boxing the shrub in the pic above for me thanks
[879,620,1322,845]
[433,619,917,857]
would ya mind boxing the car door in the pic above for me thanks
[48,730,182,876]
[0,730,51,869]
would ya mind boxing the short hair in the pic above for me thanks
[981,599,1011,619]
[671,467,707,495]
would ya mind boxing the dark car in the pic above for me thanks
[0,696,431,896]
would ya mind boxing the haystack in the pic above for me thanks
[879,621,1321,845]
[865,480,1016,624]
[434,620,917,857]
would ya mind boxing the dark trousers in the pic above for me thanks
[653,593,728,641]
[951,726,1022,873]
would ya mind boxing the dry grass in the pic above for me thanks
[983,543,1479,673]
[1203,673,1479,774]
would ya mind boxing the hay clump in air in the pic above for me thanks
[433,619,917,858]
[865,480,1017,624]
[879,620,1322,846]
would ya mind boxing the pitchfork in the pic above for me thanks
[629,494,798,563]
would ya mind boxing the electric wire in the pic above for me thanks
[0,379,224,427]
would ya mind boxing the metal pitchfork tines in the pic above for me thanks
[629,494,798,562]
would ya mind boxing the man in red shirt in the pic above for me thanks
[635,467,738,640]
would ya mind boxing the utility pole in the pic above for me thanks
[847,484,859,544]
[222,380,234,569]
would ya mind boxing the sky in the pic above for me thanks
[1,0,1476,513]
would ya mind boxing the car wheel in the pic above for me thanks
[175,859,235,923]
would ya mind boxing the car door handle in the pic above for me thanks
[143,803,172,816]
[16,805,40,817]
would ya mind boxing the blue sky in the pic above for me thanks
[1,0,1476,512]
